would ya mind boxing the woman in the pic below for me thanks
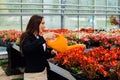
[20,15,57,80]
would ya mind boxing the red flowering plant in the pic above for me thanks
[79,32,120,49]
[81,46,120,79]
[43,29,69,35]
[112,34,120,47]
[110,15,120,25]
[79,33,104,48]
[56,45,85,75]
[56,46,120,79]
[0,30,22,46]
[0,30,22,42]
[80,28,94,33]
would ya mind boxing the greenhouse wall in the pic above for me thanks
[0,0,120,31]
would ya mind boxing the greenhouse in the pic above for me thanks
[0,0,120,80]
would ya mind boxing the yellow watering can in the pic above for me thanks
[46,35,85,53]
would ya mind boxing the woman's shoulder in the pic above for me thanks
[22,33,35,41]
[27,34,36,39]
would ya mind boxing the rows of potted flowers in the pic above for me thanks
[56,46,120,80]
[0,30,22,46]
[0,29,120,80]
[0,29,120,48]
[77,32,120,48]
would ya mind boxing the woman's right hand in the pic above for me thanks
[51,49,57,55]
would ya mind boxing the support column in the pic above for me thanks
[118,0,120,28]
[61,0,66,29]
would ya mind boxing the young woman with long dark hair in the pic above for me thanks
[20,15,57,80]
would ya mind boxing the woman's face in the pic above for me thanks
[39,18,45,34]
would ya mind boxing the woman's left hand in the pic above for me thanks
[43,32,59,40]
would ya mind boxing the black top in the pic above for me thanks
[22,34,55,73]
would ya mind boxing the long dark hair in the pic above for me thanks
[20,15,43,56]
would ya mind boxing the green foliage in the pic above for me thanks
[70,67,83,75]
[12,78,23,80]
[0,59,8,66]
[16,37,20,46]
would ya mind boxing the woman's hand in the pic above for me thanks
[51,49,57,55]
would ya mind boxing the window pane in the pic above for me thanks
[108,0,118,6]
[0,0,21,13]
[79,16,92,28]
[44,16,61,29]
[64,16,78,30]
[43,0,61,14]
[64,0,79,14]
[0,16,21,30]
[95,0,106,14]
[22,16,31,31]
[22,0,43,13]
[107,0,118,14]
[79,0,94,14]
[95,16,106,29]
